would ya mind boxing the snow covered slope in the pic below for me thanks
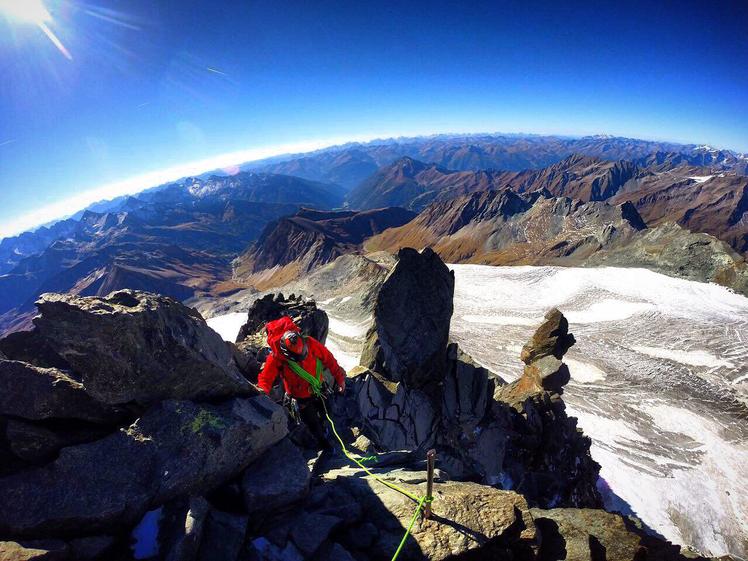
[206,312,247,342]
[448,265,748,558]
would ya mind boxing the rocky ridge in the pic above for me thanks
[352,153,748,257]
[365,189,748,295]
[234,207,415,290]
[0,250,735,560]
[353,248,601,506]
[0,289,288,558]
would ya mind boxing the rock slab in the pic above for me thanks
[30,290,250,406]
[242,437,311,515]
[0,396,287,537]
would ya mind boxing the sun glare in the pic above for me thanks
[0,0,52,25]
[0,0,72,60]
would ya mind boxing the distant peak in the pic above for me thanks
[555,153,601,167]
[384,156,432,177]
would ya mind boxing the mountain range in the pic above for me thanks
[249,133,747,189]
[350,154,748,255]
[364,189,748,293]
[0,172,344,332]
[2,133,748,333]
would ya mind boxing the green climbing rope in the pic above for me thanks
[321,398,422,502]
[286,358,433,560]
[321,399,432,561]
[391,495,428,561]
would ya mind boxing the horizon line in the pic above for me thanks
[0,128,743,240]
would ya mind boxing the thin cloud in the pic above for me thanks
[0,139,17,148]
[206,67,227,76]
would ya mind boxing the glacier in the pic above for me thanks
[446,265,748,558]
[207,265,748,558]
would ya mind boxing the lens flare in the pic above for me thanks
[0,0,51,25]
[0,0,72,60]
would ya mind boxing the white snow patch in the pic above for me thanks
[339,296,353,304]
[461,314,539,326]
[630,345,734,368]
[206,312,246,342]
[688,175,713,183]
[565,358,607,383]
[447,264,748,557]
[327,316,368,338]
[565,299,655,324]
[572,403,748,557]
[323,333,360,372]
[569,407,645,446]
[448,264,748,322]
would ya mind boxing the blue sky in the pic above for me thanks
[1,0,747,237]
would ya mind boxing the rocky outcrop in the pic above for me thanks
[361,247,454,389]
[491,309,601,507]
[0,360,115,423]
[530,508,704,561]
[236,293,329,344]
[352,248,601,508]
[26,290,250,406]
[241,457,718,561]
[0,539,72,561]
[0,396,286,537]
[329,467,537,560]
[498,308,576,404]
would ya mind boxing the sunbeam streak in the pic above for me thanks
[38,20,72,60]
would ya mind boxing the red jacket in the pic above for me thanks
[258,316,346,399]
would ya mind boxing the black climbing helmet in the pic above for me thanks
[279,330,308,362]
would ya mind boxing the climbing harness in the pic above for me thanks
[282,394,301,424]
[286,358,434,561]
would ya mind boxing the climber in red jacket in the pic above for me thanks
[258,316,346,448]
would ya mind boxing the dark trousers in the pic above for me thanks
[297,396,330,449]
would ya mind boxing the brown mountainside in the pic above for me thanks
[234,207,416,289]
[354,154,748,256]
[365,189,748,295]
